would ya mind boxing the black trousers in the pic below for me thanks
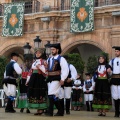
[5,97,14,111]
[48,95,63,115]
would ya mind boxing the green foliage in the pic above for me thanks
[86,55,98,75]
[65,53,85,74]
[86,52,109,75]
[0,56,7,88]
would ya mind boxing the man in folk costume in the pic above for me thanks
[2,53,22,113]
[46,43,69,116]
[109,46,120,117]
[59,55,77,115]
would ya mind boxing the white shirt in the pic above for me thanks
[109,57,120,74]
[31,59,46,73]
[47,54,69,81]
[69,64,77,81]
[4,59,22,78]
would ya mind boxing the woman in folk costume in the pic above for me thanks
[72,74,83,111]
[25,48,48,115]
[92,55,112,116]
[17,60,31,113]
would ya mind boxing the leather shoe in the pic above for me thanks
[114,114,119,117]
[66,111,70,114]
[20,108,24,113]
[98,112,102,116]
[26,109,30,113]
[45,113,53,116]
[54,113,64,116]
[5,109,16,113]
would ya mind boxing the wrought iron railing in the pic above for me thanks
[94,0,120,7]
[0,0,120,16]
[12,0,40,14]
[51,0,70,11]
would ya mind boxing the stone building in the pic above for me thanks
[0,0,120,65]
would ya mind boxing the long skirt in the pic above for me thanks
[72,89,84,107]
[18,78,28,108]
[27,73,47,109]
[92,79,112,110]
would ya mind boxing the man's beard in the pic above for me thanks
[52,52,58,56]
[116,55,120,57]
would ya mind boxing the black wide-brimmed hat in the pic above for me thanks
[112,46,120,51]
[11,52,19,57]
[85,73,91,76]
[50,43,62,54]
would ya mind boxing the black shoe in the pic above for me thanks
[5,109,10,113]
[102,112,106,116]
[5,109,16,113]
[10,109,16,113]
[114,114,119,117]
[45,113,53,116]
[26,109,30,113]
[54,113,64,116]
[20,108,24,113]
[66,111,70,114]
[98,112,102,116]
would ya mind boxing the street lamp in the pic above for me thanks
[34,36,42,49]
[44,41,51,57]
[23,42,31,54]
[23,42,33,60]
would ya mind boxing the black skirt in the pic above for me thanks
[19,78,28,93]
[27,73,47,109]
[93,79,112,109]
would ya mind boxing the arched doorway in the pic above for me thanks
[64,43,102,64]
[3,46,24,64]
[63,43,103,74]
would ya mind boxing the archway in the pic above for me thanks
[62,42,103,74]
[69,43,102,64]
[2,46,24,64]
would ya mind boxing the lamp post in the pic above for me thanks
[23,37,51,60]
[34,36,42,49]
[23,42,33,61]
[44,41,51,58]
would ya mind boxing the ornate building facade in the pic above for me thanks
[0,0,120,64]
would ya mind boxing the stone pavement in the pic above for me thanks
[0,108,117,120]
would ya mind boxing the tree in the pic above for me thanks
[0,56,7,88]
[65,53,85,74]
[86,55,98,75]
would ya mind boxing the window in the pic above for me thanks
[12,0,32,14]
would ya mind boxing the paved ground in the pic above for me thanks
[0,108,118,120]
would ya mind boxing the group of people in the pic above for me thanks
[2,43,120,118]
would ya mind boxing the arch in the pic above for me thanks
[61,39,105,55]
[0,43,34,56]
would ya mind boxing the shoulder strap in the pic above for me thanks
[111,58,114,70]
[11,61,16,68]
[57,55,61,63]
[48,57,51,63]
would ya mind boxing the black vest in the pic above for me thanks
[2,61,18,86]
[64,64,73,87]
[47,55,61,82]
[6,61,16,77]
